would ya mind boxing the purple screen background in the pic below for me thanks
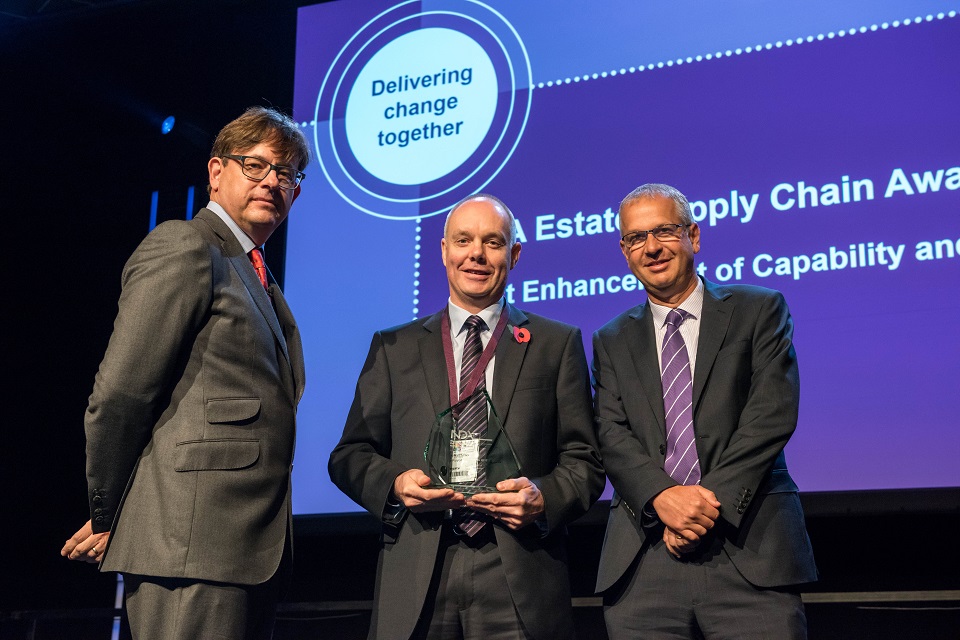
[287,1,960,515]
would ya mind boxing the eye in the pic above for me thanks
[245,159,267,171]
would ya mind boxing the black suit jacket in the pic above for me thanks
[86,208,305,585]
[329,304,604,640]
[594,279,817,592]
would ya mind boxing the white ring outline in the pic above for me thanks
[330,13,511,199]
[312,0,532,220]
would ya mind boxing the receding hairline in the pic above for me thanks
[619,183,693,226]
[443,194,518,246]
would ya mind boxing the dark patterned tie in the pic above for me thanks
[661,309,701,485]
[456,315,488,536]
[457,315,487,434]
[249,248,269,291]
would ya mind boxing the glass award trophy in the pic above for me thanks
[424,389,522,495]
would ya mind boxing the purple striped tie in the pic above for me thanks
[661,309,701,485]
[456,315,488,536]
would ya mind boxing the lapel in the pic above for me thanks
[418,311,452,417]
[271,285,306,403]
[194,209,294,383]
[624,303,667,435]
[491,304,529,426]
[692,279,733,413]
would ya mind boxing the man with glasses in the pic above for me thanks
[61,106,308,640]
[593,184,817,639]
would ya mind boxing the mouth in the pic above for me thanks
[461,268,492,279]
[644,258,671,271]
[250,197,279,209]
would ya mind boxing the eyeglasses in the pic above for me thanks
[222,154,305,190]
[621,224,690,249]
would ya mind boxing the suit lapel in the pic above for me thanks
[231,254,290,358]
[491,304,528,426]
[419,311,451,417]
[271,286,305,403]
[624,303,667,435]
[195,209,294,386]
[692,280,733,412]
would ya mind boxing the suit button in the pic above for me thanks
[93,496,103,505]
[659,444,666,455]
[737,507,745,514]
[94,516,104,524]
[94,508,102,515]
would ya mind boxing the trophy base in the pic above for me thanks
[427,483,502,496]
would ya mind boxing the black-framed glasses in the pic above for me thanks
[621,224,690,249]
[222,154,305,190]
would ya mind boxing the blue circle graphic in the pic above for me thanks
[313,0,532,220]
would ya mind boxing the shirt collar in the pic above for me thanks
[648,277,705,327]
[447,298,505,335]
[205,201,258,254]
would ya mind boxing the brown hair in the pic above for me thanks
[210,106,310,171]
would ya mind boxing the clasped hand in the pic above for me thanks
[652,485,721,558]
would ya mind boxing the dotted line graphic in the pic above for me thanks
[533,11,957,89]
[290,9,956,318]
[413,220,422,318]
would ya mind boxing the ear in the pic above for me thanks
[441,238,448,267]
[509,242,522,269]
[620,239,630,262]
[688,223,701,254]
[208,157,223,193]
[290,183,302,203]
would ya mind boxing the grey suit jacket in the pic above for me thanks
[594,278,817,592]
[329,304,604,640]
[86,208,305,585]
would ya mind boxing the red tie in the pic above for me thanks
[249,248,269,291]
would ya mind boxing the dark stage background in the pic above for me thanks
[1,1,957,638]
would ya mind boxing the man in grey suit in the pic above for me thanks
[329,194,604,640]
[593,184,817,639]
[61,106,309,639]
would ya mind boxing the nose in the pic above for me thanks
[642,234,664,253]
[468,240,486,262]
[261,168,282,189]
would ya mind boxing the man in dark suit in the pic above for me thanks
[61,106,309,639]
[593,183,817,639]
[329,194,604,640]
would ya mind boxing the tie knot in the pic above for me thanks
[465,315,486,332]
[665,308,688,327]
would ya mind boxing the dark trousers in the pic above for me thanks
[603,535,807,640]
[411,523,532,640]
[123,571,282,640]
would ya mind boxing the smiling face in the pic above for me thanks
[620,195,700,307]
[207,141,300,246]
[441,197,521,313]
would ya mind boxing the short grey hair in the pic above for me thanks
[443,193,518,246]
[619,183,693,225]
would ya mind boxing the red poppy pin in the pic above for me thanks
[511,325,531,344]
